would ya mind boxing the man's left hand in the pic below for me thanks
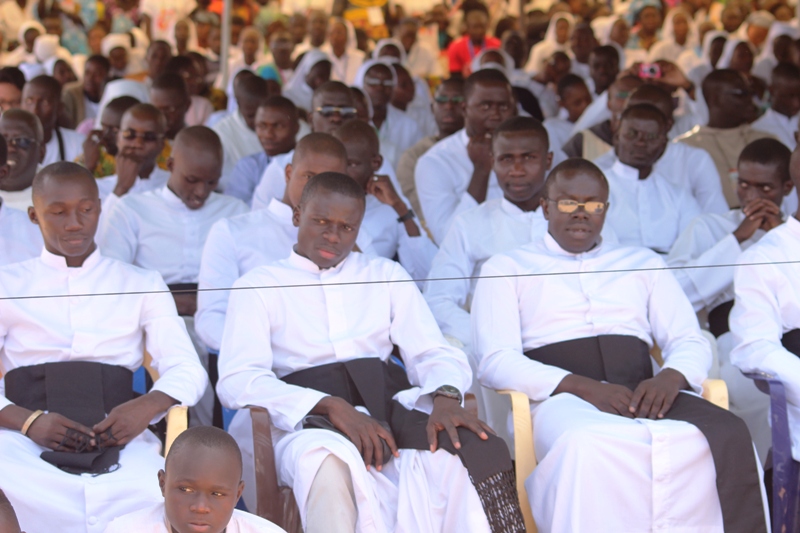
[93,391,176,446]
[426,396,495,452]
[629,368,688,419]
[367,175,402,207]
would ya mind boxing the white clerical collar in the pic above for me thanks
[500,197,542,218]
[160,185,191,211]
[287,248,351,274]
[543,232,605,259]
[267,197,294,225]
[610,159,648,181]
[40,246,102,271]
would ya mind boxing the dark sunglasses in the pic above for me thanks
[120,129,162,142]
[434,95,465,104]
[315,106,358,119]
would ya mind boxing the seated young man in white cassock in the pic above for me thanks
[415,69,517,244]
[21,75,85,167]
[0,162,208,533]
[104,427,285,533]
[751,62,800,150]
[95,104,173,209]
[668,138,794,460]
[599,103,704,253]
[0,134,43,265]
[251,82,404,211]
[594,83,729,215]
[472,158,768,533]
[543,74,593,154]
[331,119,437,281]
[98,126,247,426]
[217,172,525,533]
[0,109,45,213]
[730,141,800,466]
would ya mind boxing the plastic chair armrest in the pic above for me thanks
[497,389,537,533]
[701,379,729,410]
[164,405,188,456]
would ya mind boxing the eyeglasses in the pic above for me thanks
[471,101,512,112]
[4,136,36,150]
[364,77,395,87]
[548,199,607,215]
[120,129,162,142]
[315,106,358,119]
[620,128,662,142]
[434,95,465,104]
[723,88,750,98]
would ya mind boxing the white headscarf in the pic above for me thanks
[282,49,331,112]
[525,12,575,74]
[94,79,150,128]
[101,33,132,57]
[592,15,628,67]
[647,8,698,62]
[752,22,798,81]
[373,38,408,65]
[684,30,727,87]
[166,17,200,56]
[470,47,515,80]
[17,20,44,47]
[352,58,397,90]
[716,38,755,71]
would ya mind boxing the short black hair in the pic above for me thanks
[702,69,745,106]
[299,171,366,206]
[164,55,195,73]
[464,68,512,101]
[151,72,189,95]
[85,54,110,73]
[771,62,800,84]
[556,73,588,99]
[104,95,140,116]
[32,161,98,199]
[26,75,62,99]
[332,119,379,155]
[590,45,620,64]
[258,95,299,119]
[627,84,674,118]
[293,132,348,165]
[493,116,549,150]
[166,426,243,476]
[739,138,792,182]
[544,158,609,198]
[313,80,353,104]
[619,102,668,129]
[463,1,490,18]
[0,67,25,90]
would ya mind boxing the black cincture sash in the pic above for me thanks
[282,358,526,533]
[5,361,134,475]
[524,334,767,533]
[708,300,735,338]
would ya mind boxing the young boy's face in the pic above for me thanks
[159,445,244,533]
[737,161,792,208]
[340,137,380,190]
[560,84,592,123]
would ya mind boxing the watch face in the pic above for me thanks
[440,385,459,394]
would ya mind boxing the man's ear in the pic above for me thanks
[292,204,301,227]
[0,163,9,182]
[545,151,553,170]
[158,469,167,497]
[27,206,39,225]
[371,153,382,172]
[236,480,245,502]
[783,178,794,197]
[166,157,174,172]
[38,142,46,164]
[541,197,550,219]
[284,163,293,185]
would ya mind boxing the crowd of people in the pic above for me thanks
[1,0,800,531]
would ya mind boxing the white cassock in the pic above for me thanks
[42,127,85,166]
[751,108,798,151]
[104,503,286,533]
[472,235,729,532]
[667,209,773,459]
[217,251,491,533]
[414,129,504,244]
[211,111,263,190]
[0,203,42,265]
[594,141,729,215]
[731,215,800,461]
[95,168,172,215]
[250,150,406,212]
[0,187,33,215]
[598,158,703,253]
[543,117,575,152]
[0,249,207,533]
[378,105,423,169]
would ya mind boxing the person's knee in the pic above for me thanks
[306,455,357,533]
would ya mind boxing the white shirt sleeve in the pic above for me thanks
[195,219,237,352]
[394,219,438,284]
[686,146,729,215]
[97,199,139,264]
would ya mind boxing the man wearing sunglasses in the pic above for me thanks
[602,103,703,253]
[96,104,171,208]
[21,75,85,168]
[677,69,777,208]
[0,109,45,213]
[251,81,406,211]
[472,156,767,533]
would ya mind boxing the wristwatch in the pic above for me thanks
[433,385,463,404]
[397,209,416,223]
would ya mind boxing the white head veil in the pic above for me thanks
[94,79,150,128]
[716,37,755,70]
[352,57,398,90]
[373,38,408,64]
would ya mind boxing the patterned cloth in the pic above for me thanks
[75,141,173,178]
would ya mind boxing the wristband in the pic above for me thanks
[397,209,415,223]
[21,409,44,436]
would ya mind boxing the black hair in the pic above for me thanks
[26,75,62,99]
[166,426,243,476]
[85,54,111,73]
[0,67,25,91]
[299,171,366,206]
[543,158,609,198]
[32,161,98,199]
[464,68,511,101]
[739,138,792,183]
[619,102,668,129]
[590,44,620,65]
[493,116,549,150]
[556,73,588,99]
[151,72,189,95]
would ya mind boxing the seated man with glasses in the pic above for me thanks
[601,103,703,254]
[472,157,768,533]
[251,81,405,211]
[77,96,139,178]
[676,69,778,209]
[0,109,45,212]
[95,104,171,210]
[354,60,423,168]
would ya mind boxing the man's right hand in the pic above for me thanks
[734,198,782,243]
[26,412,96,452]
[311,396,399,470]
[113,148,143,197]
[466,133,493,175]
[82,130,102,172]
[554,374,635,418]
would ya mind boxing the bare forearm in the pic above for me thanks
[466,168,491,203]
[0,404,34,431]
[393,201,421,237]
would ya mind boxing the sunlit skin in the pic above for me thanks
[159,444,244,533]
[560,82,592,122]
[542,170,607,254]
[310,89,356,133]
[21,81,59,143]
[254,106,298,156]
[83,60,108,103]
[769,74,800,118]
[0,82,21,112]
[167,139,222,211]
[0,112,44,192]
[150,87,190,140]
[733,160,792,243]
[282,152,347,208]
[493,131,552,212]
[613,115,668,178]
[293,191,365,270]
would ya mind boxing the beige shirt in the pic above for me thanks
[676,124,776,208]
[397,135,437,222]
